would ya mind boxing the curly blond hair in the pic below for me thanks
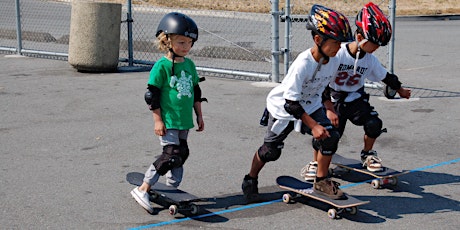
[155,32,179,52]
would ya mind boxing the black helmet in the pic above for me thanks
[306,4,353,43]
[156,12,198,42]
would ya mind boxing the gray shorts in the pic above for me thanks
[264,108,332,144]
[159,129,189,146]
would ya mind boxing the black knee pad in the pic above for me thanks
[179,139,190,165]
[153,145,183,175]
[258,142,284,163]
[312,127,340,156]
[364,115,383,138]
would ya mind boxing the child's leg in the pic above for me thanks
[363,135,376,152]
[141,164,161,191]
[166,166,183,187]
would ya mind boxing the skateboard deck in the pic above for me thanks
[331,154,409,189]
[276,176,369,219]
[126,172,207,216]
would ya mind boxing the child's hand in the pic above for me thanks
[326,109,339,128]
[311,124,330,140]
[397,87,412,99]
[154,121,166,136]
[196,116,204,132]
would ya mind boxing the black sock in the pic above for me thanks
[245,174,257,180]
[316,176,327,182]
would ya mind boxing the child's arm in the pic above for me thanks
[193,101,204,132]
[145,85,166,136]
[193,84,204,132]
[284,99,330,140]
[152,109,166,136]
[323,100,339,128]
[382,72,411,99]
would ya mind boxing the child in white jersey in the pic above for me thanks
[242,4,354,201]
[301,2,411,181]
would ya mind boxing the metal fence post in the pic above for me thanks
[15,0,23,55]
[126,0,134,67]
[271,0,281,83]
[283,0,291,78]
[388,0,396,73]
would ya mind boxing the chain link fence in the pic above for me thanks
[0,0,392,82]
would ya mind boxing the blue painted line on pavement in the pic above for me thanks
[127,199,282,230]
[128,157,459,229]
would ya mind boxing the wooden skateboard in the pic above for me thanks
[126,172,208,216]
[276,176,369,219]
[331,154,409,189]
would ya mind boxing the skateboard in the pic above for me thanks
[126,172,207,216]
[276,176,369,219]
[331,154,409,189]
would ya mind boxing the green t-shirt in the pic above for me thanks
[147,56,199,130]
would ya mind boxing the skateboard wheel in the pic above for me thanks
[150,192,159,200]
[190,204,199,215]
[282,193,292,203]
[168,205,178,216]
[384,84,397,99]
[390,177,398,186]
[327,209,337,219]
[347,206,358,215]
[371,179,380,189]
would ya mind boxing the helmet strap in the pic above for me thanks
[353,34,367,75]
[168,48,184,76]
[312,57,324,79]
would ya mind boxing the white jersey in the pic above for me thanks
[267,48,338,120]
[329,43,387,93]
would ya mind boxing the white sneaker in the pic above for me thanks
[130,187,153,213]
[361,151,383,172]
[300,161,318,182]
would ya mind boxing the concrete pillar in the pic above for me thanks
[68,1,122,72]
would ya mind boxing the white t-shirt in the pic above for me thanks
[267,48,339,121]
[329,43,387,93]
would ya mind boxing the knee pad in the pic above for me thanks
[364,116,383,138]
[258,142,284,163]
[178,139,190,165]
[312,127,340,156]
[153,145,184,176]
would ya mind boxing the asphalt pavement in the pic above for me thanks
[1,18,459,229]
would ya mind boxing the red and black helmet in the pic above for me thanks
[356,2,392,46]
[306,4,353,42]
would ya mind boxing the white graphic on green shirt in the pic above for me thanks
[170,70,193,99]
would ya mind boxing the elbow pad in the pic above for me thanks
[194,84,208,103]
[382,73,402,90]
[145,85,161,110]
[284,99,305,119]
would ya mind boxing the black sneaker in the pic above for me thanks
[242,174,259,203]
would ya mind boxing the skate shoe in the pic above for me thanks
[314,178,345,200]
[242,174,259,203]
[131,187,154,213]
[300,161,318,182]
[361,150,383,172]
